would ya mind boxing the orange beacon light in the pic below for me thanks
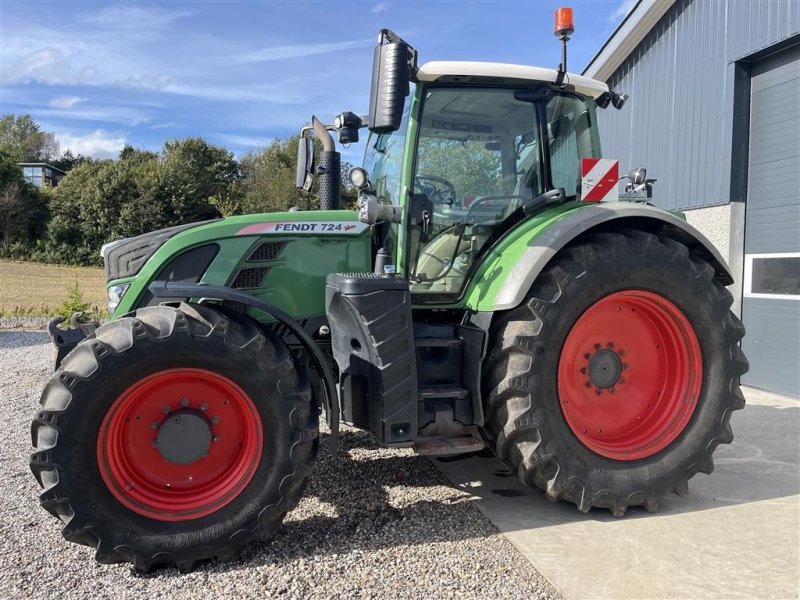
[555,7,574,39]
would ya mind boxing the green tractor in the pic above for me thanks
[31,17,747,573]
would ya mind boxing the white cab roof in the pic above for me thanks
[417,61,609,99]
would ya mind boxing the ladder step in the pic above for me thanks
[418,386,469,400]
[414,435,485,456]
[415,337,462,348]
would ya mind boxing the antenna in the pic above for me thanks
[554,7,574,87]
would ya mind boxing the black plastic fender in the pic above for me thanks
[149,281,339,450]
[493,202,734,311]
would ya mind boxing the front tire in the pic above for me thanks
[30,303,318,572]
[483,231,748,516]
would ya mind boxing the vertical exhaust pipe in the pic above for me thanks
[312,116,341,211]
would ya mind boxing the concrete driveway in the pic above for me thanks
[434,387,799,600]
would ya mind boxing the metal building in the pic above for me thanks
[584,0,800,397]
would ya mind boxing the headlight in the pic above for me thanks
[107,284,130,313]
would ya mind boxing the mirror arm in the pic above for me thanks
[522,188,566,216]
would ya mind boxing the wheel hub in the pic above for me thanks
[97,368,263,521]
[156,409,212,465]
[557,290,703,461]
[587,348,623,389]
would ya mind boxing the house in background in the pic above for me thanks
[17,162,67,187]
[584,0,800,397]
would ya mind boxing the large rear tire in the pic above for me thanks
[482,231,748,516]
[30,303,318,572]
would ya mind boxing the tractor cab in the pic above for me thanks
[298,27,626,302]
[361,71,605,297]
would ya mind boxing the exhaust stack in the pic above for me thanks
[312,116,341,211]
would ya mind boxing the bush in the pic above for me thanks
[54,280,94,322]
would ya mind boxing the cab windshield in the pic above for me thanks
[409,86,598,297]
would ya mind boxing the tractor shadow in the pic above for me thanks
[138,400,799,577]
[147,428,500,576]
[429,400,800,526]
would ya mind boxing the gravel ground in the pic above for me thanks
[0,330,561,600]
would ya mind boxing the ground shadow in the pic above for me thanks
[133,400,799,577]
[432,401,800,528]
[134,428,500,578]
[0,331,50,350]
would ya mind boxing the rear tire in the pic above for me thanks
[482,231,748,516]
[30,303,318,572]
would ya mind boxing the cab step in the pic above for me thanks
[413,434,485,456]
[418,385,469,400]
[415,337,463,348]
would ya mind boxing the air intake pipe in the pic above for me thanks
[312,116,341,211]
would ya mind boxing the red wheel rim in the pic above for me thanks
[97,368,263,521]
[557,290,702,461]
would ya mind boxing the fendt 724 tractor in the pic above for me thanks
[31,11,747,572]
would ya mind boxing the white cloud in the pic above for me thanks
[56,129,127,159]
[49,95,87,109]
[370,2,389,14]
[231,39,372,65]
[610,0,637,23]
[80,5,192,31]
[216,133,272,149]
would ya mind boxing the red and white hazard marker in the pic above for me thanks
[580,158,619,203]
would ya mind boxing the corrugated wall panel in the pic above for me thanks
[741,298,800,396]
[595,0,800,211]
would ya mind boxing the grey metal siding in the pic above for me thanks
[744,44,800,254]
[595,0,800,211]
[741,44,800,397]
[741,298,800,396]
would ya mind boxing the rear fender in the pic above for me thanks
[469,203,733,312]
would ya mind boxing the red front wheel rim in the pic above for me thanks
[97,368,263,521]
[557,290,703,461]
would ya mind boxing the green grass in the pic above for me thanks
[0,260,108,319]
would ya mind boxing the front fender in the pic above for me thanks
[465,202,733,312]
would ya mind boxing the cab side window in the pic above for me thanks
[546,95,598,197]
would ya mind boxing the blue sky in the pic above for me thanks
[1,0,635,164]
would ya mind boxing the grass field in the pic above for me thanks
[0,260,107,317]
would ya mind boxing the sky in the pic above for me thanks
[1,0,636,164]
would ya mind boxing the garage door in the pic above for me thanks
[741,42,800,397]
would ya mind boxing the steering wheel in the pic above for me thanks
[415,174,457,207]
[465,194,524,224]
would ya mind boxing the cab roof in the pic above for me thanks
[416,61,609,99]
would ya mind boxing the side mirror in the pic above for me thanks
[628,167,647,185]
[612,92,628,110]
[368,30,417,134]
[295,135,314,191]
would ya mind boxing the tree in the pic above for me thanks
[51,149,91,172]
[47,151,163,254]
[158,138,238,223]
[0,149,47,247]
[239,135,353,214]
[416,137,502,199]
[0,183,26,246]
[0,114,38,161]
[0,113,60,162]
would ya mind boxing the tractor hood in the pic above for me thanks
[102,210,367,283]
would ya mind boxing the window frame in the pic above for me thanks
[743,252,800,300]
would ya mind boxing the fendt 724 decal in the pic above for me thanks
[236,221,370,235]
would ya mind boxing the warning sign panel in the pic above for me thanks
[581,158,620,203]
